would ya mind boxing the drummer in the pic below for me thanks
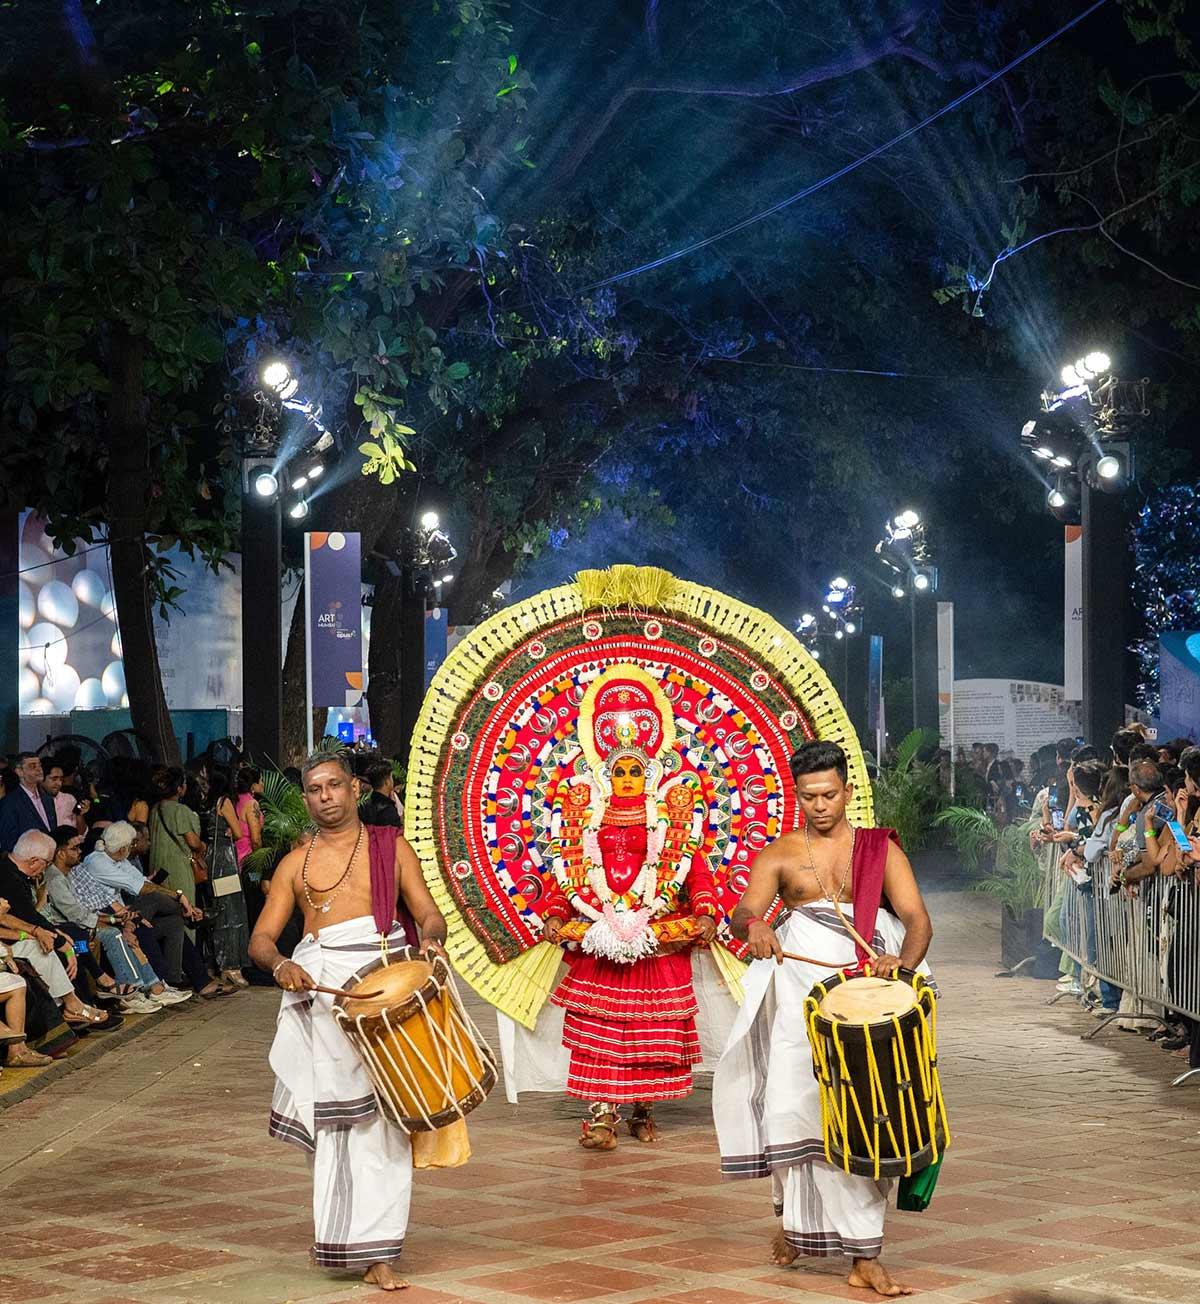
[249,749,449,1292]
[712,740,933,1299]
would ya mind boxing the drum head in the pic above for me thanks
[342,957,436,1017]
[817,976,919,1025]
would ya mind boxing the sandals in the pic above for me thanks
[7,1045,52,1068]
[579,1104,621,1151]
[63,1004,108,1026]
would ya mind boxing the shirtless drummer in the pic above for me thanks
[249,749,448,1291]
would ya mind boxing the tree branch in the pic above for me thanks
[551,2,938,185]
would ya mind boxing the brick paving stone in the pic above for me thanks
[5,889,1200,1304]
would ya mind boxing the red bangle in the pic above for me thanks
[744,916,765,928]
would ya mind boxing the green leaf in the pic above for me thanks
[358,442,383,457]
[508,54,517,75]
[445,361,470,380]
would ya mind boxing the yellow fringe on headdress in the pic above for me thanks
[407,565,871,1029]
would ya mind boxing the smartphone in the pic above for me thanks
[1050,809,1065,832]
[73,939,90,954]
[1154,801,1194,855]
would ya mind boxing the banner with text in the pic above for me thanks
[305,532,363,709]
[936,601,954,752]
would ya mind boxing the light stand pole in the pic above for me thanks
[241,480,283,764]
[1081,481,1130,743]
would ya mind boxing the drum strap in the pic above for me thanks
[367,824,420,953]
[849,828,901,968]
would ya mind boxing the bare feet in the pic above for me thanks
[770,1227,799,1266]
[847,1258,913,1297]
[362,1262,409,1290]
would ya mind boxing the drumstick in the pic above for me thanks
[307,982,385,1000]
[780,949,845,966]
[829,895,881,962]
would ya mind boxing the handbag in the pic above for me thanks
[153,804,209,885]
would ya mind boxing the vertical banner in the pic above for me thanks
[304,532,363,751]
[937,601,955,797]
[424,608,448,689]
[1064,524,1083,701]
[867,635,884,761]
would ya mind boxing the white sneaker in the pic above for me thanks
[121,994,164,1015]
[151,987,193,1006]
[1055,977,1077,992]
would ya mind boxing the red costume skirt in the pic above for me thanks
[552,950,701,1103]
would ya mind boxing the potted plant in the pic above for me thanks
[242,768,314,883]
[871,729,944,855]
[933,807,1052,971]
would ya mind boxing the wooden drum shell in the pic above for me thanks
[807,969,947,1179]
[333,947,498,1133]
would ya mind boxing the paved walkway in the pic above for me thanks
[3,889,1200,1304]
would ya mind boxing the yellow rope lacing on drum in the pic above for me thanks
[804,973,950,1180]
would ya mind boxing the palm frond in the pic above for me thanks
[893,728,939,776]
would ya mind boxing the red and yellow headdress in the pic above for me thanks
[578,663,676,775]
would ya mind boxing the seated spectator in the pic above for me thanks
[0,936,52,1068]
[360,760,403,829]
[43,826,189,1013]
[0,832,110,1028]
[84,822,229,1001]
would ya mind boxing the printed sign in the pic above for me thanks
[305,532,363,709]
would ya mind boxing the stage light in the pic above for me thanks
[1052,454,1073,469]
[1061,363,1082,388]
[1021,421,1038,441]
[1096,454,1121,480]
[913,573,931,592]
[845,621,857,634]
[811,647,821,661]
[313,431,334,452]
[253,470,279,498]
[1083,351,1111,375]
[892,585,906,599]
[1032,446,1054,461]
[420,510,440,531]
[288,499,309,520]
[262,361,291,390]
[1047,487,1067,509]
[291,472,309,491]
[896,510,920,529]
[799,612,815,629]
[822,604,832,614]
[307,460,325,479]
[834,629,845,641]
[442,573,455,584]
[831,577,849,591]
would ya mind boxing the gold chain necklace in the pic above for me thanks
[301,824,364,915]
[803,823,856,902]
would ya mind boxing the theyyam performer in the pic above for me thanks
[714,740,934,1299]
[249,749,451,1292]
[539,665,722,1147]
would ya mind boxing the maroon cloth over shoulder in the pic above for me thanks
[366,823,419,947]
[849,826,901,969]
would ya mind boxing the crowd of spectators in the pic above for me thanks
[1022,725,1200,1072]
[0,743,406,1079]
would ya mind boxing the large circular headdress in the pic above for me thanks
[407,565,871,1028]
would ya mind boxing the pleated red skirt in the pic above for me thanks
[553,950,701,1103]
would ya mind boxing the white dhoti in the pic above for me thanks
[713,899,929,1261]
[268,915,413,1270]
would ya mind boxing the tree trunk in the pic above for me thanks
[280,577,327,765]
[366,557,410,759]
[106,329,180,765]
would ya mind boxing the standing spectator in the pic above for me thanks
[359,761,403,829]
[233,768,264,867]
[42,760,88,834]
[0,831,109,1028]
[0,753,57,852]
[203,771,250,989]
[149,768,205,906]
[1110,727,1142,766]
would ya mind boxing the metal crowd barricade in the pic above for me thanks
[1037,836,1200,1087]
